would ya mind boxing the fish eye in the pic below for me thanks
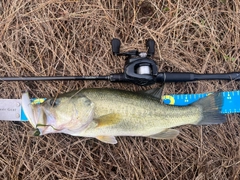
[49,99,60,107]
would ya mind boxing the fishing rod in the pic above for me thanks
[1,38,240,86]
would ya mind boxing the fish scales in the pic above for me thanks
[78,89,210,136]
[22,88,226,144]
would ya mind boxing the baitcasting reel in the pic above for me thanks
[110,38,158,86]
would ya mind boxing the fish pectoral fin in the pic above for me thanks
[148,129,179,139]
[96,136,117,144]
[96,113,121,127]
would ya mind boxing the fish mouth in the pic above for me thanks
[32,105,62,135]
[22,92,94,136]
[22,92,57,135]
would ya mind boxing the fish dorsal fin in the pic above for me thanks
[140,88,163,100]
[96,136,117,144]
[95,113,121,127]
[148,129,179,139]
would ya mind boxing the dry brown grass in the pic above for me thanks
[0,0,240,179]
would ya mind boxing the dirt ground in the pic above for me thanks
[0,0,240,179]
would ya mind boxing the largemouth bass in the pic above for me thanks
[22,88,226,144]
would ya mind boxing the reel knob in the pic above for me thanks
[111,38,121,55]
[146,39,155,56]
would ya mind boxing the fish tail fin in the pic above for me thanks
[193,92,226,125]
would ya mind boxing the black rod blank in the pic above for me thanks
[0,76,109,81]
[1,72,239,83]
